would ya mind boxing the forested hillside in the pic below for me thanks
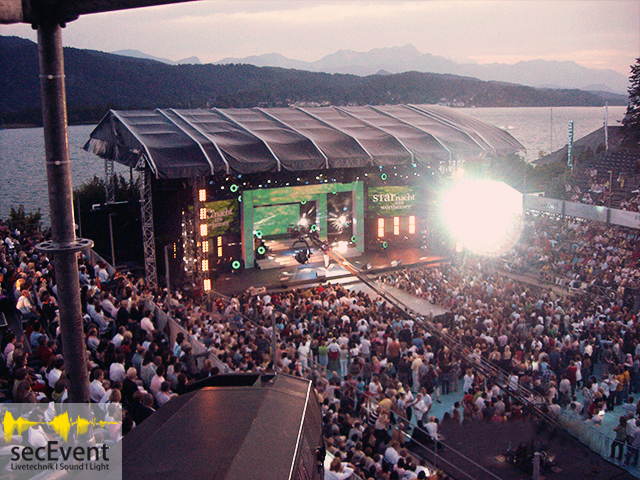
[1,36,626,127]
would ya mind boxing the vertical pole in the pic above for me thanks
[271,314,277,371]
[76,194,82,238]
[533,452,541,480]
[37,23,90,403]
[164,244,171,292]
[605,102,609,154]
[109,213,116,267]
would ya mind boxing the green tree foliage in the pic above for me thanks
[9,205,42,233]
[623,57,640,147]
[73,175,139,211]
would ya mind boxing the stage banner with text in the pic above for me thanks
[203,198,240,237]
[0,403,122,480]
[368,186,419,217]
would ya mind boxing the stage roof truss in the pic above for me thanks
[85,105,525,179]
[374,105,483,158]
[255,107,330,169]
[167,109,232,175]
[407,104,491,157]
[214,107,283,172]
[158,109,217,175]
[367,105,454,163]
[264,107,372,168]
[332,106,416,165]
[110,110,159,176]
[295,106,375,166]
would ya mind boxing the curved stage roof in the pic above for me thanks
[85,104,525,179]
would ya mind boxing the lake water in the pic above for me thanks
[0,106,627,226]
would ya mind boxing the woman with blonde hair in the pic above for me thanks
[324,456,354,480]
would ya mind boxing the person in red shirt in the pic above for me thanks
[567,360,578,396]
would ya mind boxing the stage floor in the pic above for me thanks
[214,246,448,296]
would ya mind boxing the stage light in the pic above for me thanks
[338,215,347,226]
[254,230,263,239]
[378,218,384,238]
[232,260,241,270]
[299,217,308,227]
[336,241,348,254]
[442,178,523,257]
[382,241,388,249]
[230,184,239,192]
[202,259,209,271]
[351,236,356,243]
[257,245,266,256]
[310,224,318,232]
[393,217,400,236]
[199,207,207,220]
[199,189,206,202]
[200,224,208,237]
[202,240,209,253]
[381,173,388,180]
[409,216,416,234]
[203,279,211,292]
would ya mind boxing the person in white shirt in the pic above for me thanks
[140,312,155,335]
[109,354,127,384]
[89,369,107,402]
[149,365,166,395]
[324,457,354,480]
[298,340,311,370]
[359,335,371,358]
[413,393,431,422]
[16,290,39,320]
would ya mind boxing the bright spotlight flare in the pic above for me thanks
[442,178,523,257]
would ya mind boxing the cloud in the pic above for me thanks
[2,0,637,75]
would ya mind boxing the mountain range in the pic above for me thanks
[207,44,630,95]
[0,36,627,127]
[110,44,629,95]
[112,49,201,66]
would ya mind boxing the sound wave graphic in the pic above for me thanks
[4,411,119,443]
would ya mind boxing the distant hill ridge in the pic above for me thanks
[112,49,201,65]
[0,36,627,128]
[214,44,629,95]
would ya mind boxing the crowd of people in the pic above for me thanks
[503,214,640,299]
[3,209,640,478]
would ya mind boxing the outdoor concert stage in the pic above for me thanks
[214,246,447,295]
[85,104,525,293]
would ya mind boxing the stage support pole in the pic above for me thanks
[140,167,158,291]
[109,213,116,267]
[164,244,171,292]
[35,22,92,403]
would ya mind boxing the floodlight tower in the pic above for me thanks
[0,0,198,402]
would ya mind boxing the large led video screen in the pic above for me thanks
[253,204,300,237]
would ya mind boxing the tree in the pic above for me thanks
[9,205,42,233]
[623,57,640,147]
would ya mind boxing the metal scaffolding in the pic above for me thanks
[139,166,158,291]
[105,158,115,204]
[192,177,204,289]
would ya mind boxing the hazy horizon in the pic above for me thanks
[1,1,638,76]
